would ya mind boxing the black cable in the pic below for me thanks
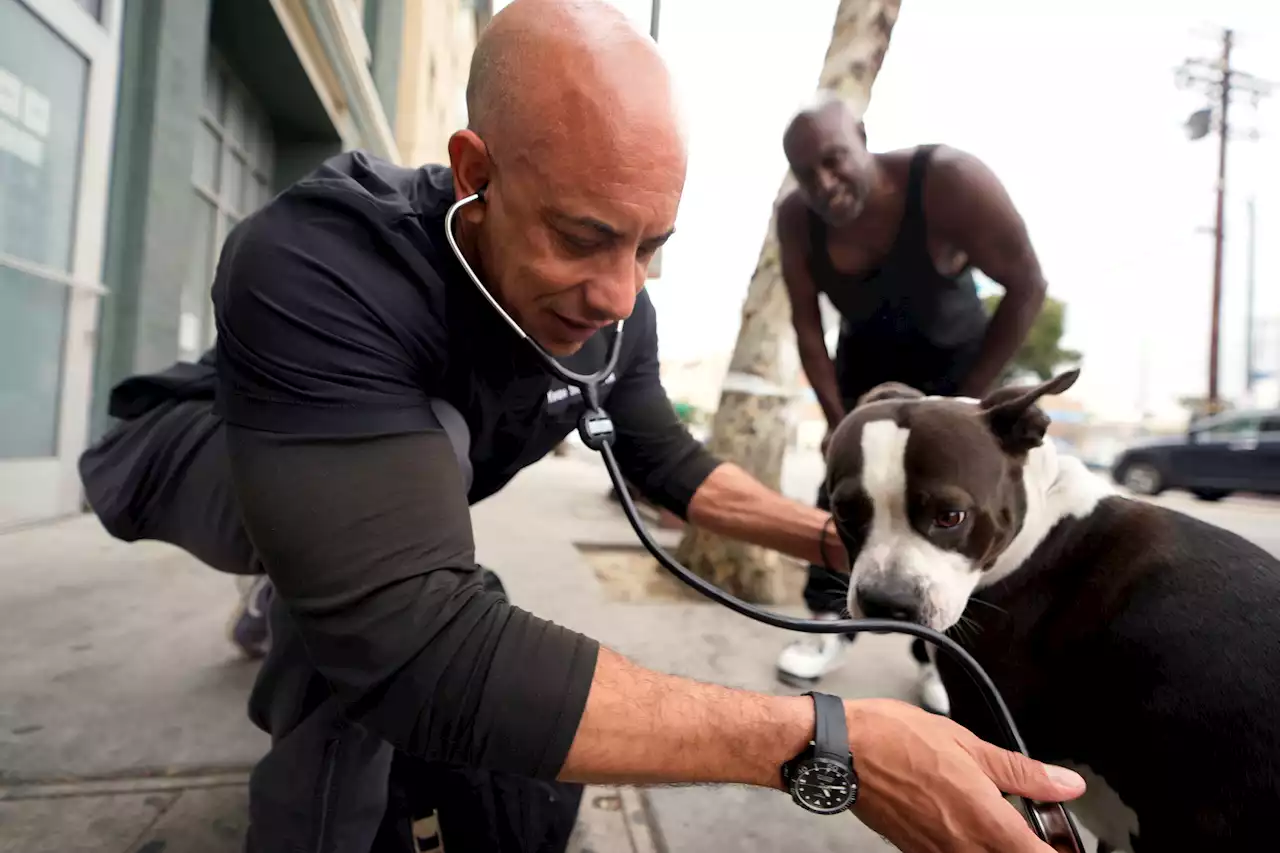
[597,440,1026,752]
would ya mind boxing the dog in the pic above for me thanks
[824,369,1280,852]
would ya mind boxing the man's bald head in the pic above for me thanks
[783,92,866,160]
[447,0,687,357]
[465,0,681,160]
[783,92,874,226]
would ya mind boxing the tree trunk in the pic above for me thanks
[673,0,903,604]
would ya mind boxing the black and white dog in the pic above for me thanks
[824,369,1280,852]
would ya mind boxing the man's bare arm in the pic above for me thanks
[778,194,845,431]
[685,462,846,571]
[560,646,813,787]
[927,149,1048,397]
[561,650,1084,853]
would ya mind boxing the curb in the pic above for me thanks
[569,786,665,853]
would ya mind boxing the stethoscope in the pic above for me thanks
[445,192,1084,853]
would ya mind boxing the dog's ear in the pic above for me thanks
[980,369,1079,455]
[857,382,925,408]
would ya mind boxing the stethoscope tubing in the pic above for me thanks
[444,193,1080,848]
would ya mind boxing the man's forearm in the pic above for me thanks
[685,462,846,569]
[799,346,845,429]
[559,647,813,788]
[961,283,1046,396]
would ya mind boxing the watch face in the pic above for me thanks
[791,757,857,814]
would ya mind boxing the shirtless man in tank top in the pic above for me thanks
[774,94,1049,714]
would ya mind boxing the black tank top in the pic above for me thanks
[807,145,989,402]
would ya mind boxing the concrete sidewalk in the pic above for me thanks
[0,450,918,852]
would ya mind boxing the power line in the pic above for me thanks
[1175,28,1272,412]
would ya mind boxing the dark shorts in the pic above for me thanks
[833,332,984,408]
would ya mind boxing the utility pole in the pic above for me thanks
[1176,28,1271,412]
[1245,197,1257,396]
[1208,29,1230,411]
[644,0,663,278]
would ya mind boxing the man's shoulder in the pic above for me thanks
[212,151,460,430]
[285,150,456,219]
[881,144,990,188]
[778,189,809,218]
[777,190,812,242]
[225,150,457,307]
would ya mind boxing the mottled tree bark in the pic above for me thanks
[674,0,903,603]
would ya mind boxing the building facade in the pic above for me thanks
[0,0,488,529]
[396,0,486,165]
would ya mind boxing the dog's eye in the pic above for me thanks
[934,510,967,529]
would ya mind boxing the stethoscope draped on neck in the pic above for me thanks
[444,191,1084,852]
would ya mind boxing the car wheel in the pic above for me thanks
[1192,489,1229,502]
[1120,462,1163,496]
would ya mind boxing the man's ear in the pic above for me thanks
[447,130,492,223]
[980,369,1080,455]
[857,382,924,408]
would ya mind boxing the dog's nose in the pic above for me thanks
[855,583,923,623]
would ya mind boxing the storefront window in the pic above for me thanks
[0,0,89,459]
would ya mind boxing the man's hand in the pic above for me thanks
[561,652,1082,850]
[820,426,836,459]
[847,699,1085,852]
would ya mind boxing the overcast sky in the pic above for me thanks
[490,0,1280,420]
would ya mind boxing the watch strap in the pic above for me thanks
[806,691,850,763]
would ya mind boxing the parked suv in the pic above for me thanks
[1111,409,1280,501]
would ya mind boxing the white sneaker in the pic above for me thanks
[776,615,850,686]
[916,662,951,717]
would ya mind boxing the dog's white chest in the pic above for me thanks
[1062,762,1140,852]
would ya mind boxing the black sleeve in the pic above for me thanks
[211,190,598,778]
[211,189,451,436]
[227,426,598,778]
[607,294,723,518]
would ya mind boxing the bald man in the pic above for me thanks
[774,96,1047,702]
[79,2,1081,852]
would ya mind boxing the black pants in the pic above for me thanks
[247,569,583,853]
[80,403,583,853]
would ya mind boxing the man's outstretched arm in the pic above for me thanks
[606,293,845,571]
[927,148,1048,397]
[227,424,1082,853]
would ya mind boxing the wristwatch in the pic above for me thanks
[781,691,859,815]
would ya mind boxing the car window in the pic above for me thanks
[1193,414,1262,442]
[1261,415,1280,436]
